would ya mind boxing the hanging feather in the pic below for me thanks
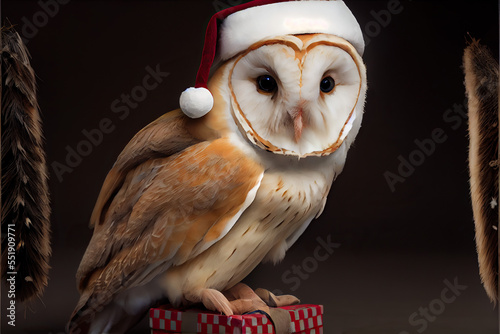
[464,39,499,303]
[1,26,51,302]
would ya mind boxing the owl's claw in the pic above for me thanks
[199,284,294,334]
[200,288,234,316]
[223,283,270,314]
[255,288,300,307]
[225,284,295,334]
[199,284,270,316]
[196,285,300,316]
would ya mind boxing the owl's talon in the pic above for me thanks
[195,285,295,334]
[222,283,270,314]
[229,298,268,315]
[200,289,234,316]
[255,288,300,307]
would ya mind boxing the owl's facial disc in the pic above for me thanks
[228,34,366,158]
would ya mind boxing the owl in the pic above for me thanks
[68,0,367,333]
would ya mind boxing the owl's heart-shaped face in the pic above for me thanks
[227,33,366,158]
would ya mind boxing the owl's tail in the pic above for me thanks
[464,39,499,304]
[1,26,52,302]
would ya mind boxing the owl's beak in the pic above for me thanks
[293,108,304,142]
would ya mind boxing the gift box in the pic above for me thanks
[150,304,323,334]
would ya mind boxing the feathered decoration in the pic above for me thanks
[464,39,499,303]
[1,26,51,302]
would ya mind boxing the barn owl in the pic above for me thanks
[69,0,367,333]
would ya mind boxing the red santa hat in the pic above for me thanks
[180,0,364,119]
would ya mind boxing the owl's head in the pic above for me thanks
[182,0,366,158]
[222,33,366,158]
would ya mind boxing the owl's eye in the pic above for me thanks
[320,77,336,93]
[257,75,278,93]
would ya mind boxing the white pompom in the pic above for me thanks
[179,87,214,119]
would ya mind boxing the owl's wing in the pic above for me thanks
[70,135,264,331]
[89,109,201,228]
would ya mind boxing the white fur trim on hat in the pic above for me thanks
[179,87,214,118]
[220,1,364,59]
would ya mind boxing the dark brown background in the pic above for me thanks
[1,0,499,333]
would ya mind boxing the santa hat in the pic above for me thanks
[180,0,364,119]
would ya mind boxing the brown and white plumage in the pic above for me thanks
[69,20,367,334]
[1,26,51,302]
[464,39,499,303]
[69,111,264,332]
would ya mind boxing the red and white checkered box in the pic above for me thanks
[283,305,323,333]
[150,304,323,334]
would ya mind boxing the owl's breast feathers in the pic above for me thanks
[162,161,334,300]
[71,110,264,328]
